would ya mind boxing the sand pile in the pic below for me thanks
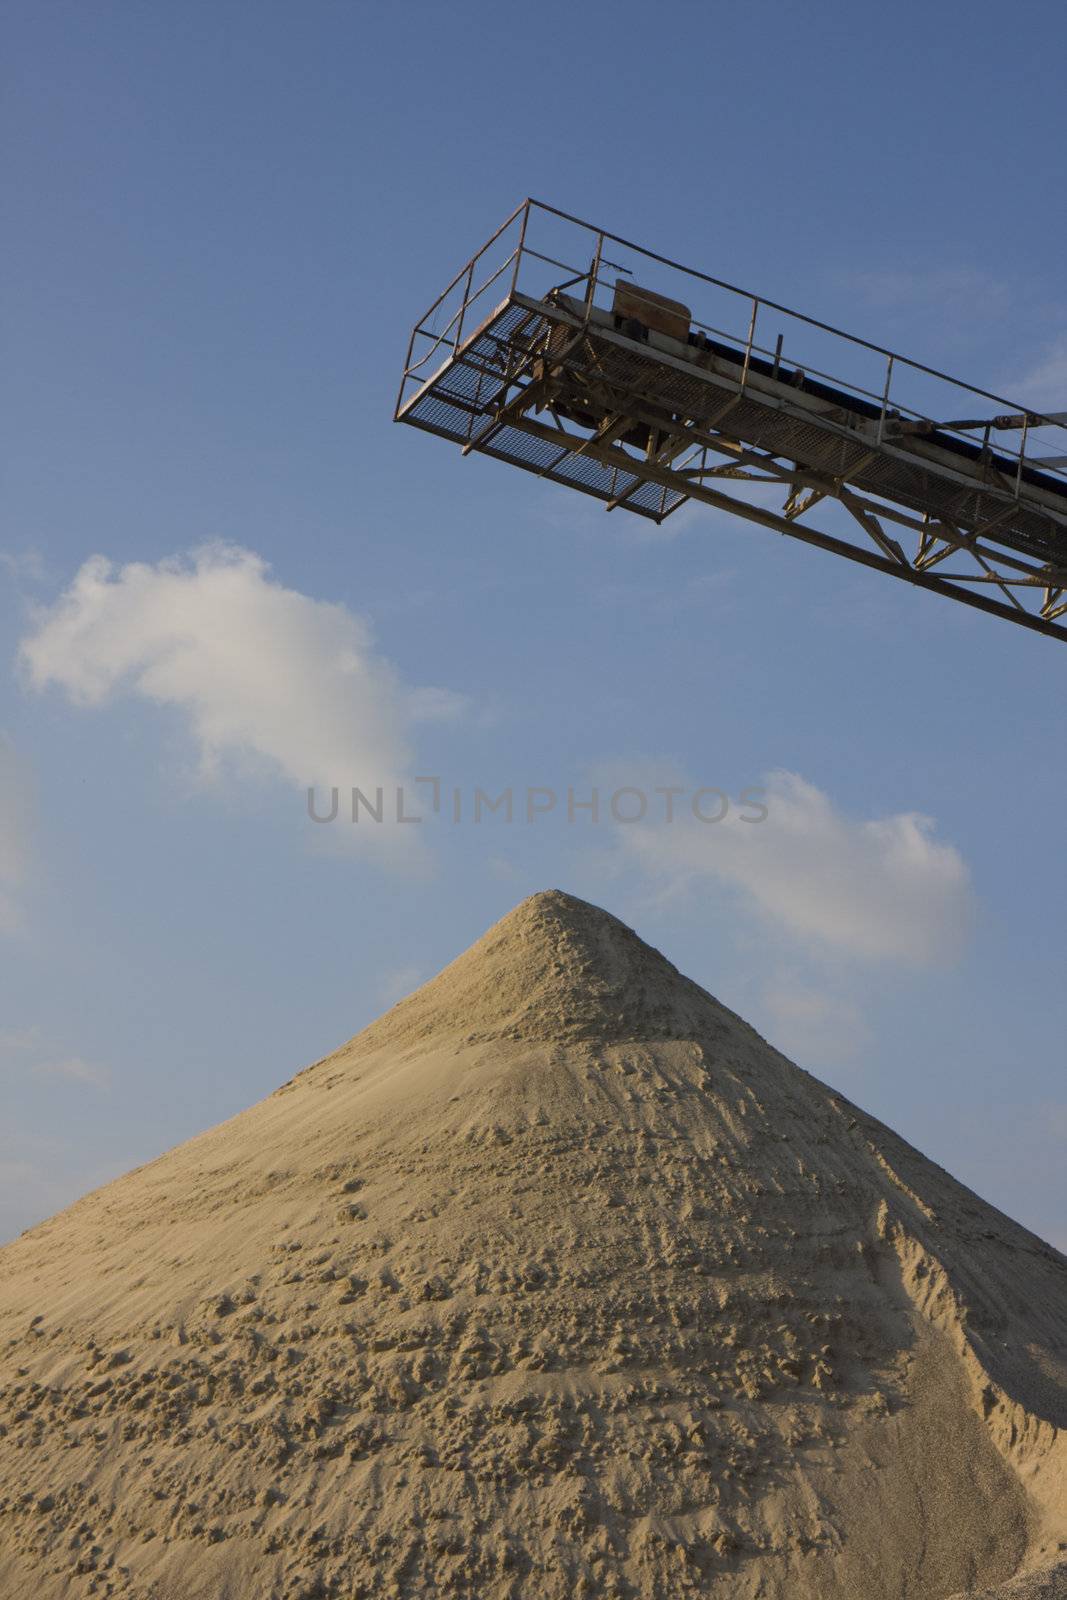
[0,890,1064,1599]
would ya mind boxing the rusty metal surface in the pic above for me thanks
[612,281,692,344]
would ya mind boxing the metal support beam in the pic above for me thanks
[502,412,1067,641]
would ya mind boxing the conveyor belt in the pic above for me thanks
[396,200,1067,640]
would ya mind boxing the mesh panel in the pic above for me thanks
[399,296,1066,557]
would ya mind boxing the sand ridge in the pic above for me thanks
[0,890,1064,1598]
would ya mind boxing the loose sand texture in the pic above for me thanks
[948,1561,1067,1598]
[0,890,1064,1599]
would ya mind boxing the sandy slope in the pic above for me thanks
[948,1562,1067,1598]
[0,890,1064,1599]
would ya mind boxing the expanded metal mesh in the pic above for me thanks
[402,296,1064,562]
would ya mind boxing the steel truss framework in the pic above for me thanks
[395,200,1067,642]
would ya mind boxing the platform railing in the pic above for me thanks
[396,199,1067,497]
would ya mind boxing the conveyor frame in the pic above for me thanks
[395,200,1067,642]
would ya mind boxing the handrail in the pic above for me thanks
[526,198,1064,425]
[399,199,1065,486]
[406,199,529,337]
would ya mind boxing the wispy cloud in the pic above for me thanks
[0,1030,109,1091]
[19,545,465,853]
[376,965,424,1007]
[0,547,50,586]
[0,1129,123,1241]
[31,1056,110,1091]
[757,973,872,1067]
[1012,334,1067,415]
[617,768,974,967]
[848,266,1011,317]
[536,471,785,548]
[0,1026,42,1051]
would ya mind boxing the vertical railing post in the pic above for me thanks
[877,355,895,443]
[510,199,531,298]
[453,259,476,356]
[585,230,605,321]
[1014,414,1030,498]
[740,297,759,391]
[394,322,418,419]
[771,332,783,381]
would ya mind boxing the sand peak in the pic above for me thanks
[1,895,1064,1599]
[350,888,717,1051]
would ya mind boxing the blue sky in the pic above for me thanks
[2,0,1064,1246]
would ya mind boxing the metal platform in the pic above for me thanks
[395,200,1067,641]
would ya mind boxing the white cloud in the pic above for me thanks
[19,546,464,847]
[0,736,34,933]
[619,769,974,966]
